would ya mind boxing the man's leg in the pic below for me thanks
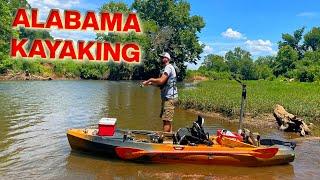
[163,120,171,132]
[161,99,175,132]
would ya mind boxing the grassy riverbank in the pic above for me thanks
[0,58,111,80]
[179,80,320,122]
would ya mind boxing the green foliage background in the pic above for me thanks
[194,27,320,82]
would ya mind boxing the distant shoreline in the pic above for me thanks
[0,71,79,81]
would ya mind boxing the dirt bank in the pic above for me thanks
[186,109,278,129]
[0,70,79,80]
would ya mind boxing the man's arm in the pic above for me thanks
[142,73,169,86]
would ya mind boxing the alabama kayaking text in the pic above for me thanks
[10,8,142,63]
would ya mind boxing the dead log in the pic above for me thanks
[273,104,311,136]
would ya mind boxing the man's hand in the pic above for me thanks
[142,80,152,86]
[142,74,168,87]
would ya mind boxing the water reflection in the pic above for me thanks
[64,151,295,180]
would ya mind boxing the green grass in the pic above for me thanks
[179,80,320,122]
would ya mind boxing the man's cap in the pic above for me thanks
[159,52,171,60]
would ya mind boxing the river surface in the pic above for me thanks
[0,81,319,179]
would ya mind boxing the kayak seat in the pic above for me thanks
[191,117,208,142]
[174,127,196,145]
[173,116,213,146]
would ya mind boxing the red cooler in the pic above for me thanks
[98,118,117,136]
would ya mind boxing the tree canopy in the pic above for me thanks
[96,0,205,80]
[196,26,320,82]
[0,1,14,61]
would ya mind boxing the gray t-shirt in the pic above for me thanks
[161,64,178,100]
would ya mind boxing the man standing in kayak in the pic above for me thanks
[142,52,178,132]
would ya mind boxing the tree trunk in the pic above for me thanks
[273,104,311,136]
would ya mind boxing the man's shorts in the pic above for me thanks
[160,99,177,121]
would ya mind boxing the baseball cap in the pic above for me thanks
[159,52,171,60]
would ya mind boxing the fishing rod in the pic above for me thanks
[231,74,247,134]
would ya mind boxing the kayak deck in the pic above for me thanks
[67,128,295,166]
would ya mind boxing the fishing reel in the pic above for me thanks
[122,131,135,142]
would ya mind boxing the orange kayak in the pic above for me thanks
[67,128,295,166]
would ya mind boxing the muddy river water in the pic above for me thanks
[0,81,319,179]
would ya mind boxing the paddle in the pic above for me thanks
[115,147,278,160]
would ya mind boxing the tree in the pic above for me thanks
[132,0,205,80]
[224,47,257,80]
[19,27,53,50]
[9,1,52,50]
[253,56,275,79]
[291,50,320,82]
[274,45,298,77]
[304,27,320,51]
[303,49,320,63]
[292,61,319,82]
[0,0,13,61]
[200,54,229,72]
[96,0,131,44]
[97,0,205,80]
[239,58,257,80]
[254,56,275,80]
[278,27,305,58]
[255,55,276,68]
[275,27,320,81]
[225,47,251,73]
[8,0,30,16]
[0,0,52,59]
[96,1,154,80]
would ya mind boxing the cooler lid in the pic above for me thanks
[99,118,117,125]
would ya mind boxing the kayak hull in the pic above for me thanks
[67,129,295,166]
[67,129,117,157]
